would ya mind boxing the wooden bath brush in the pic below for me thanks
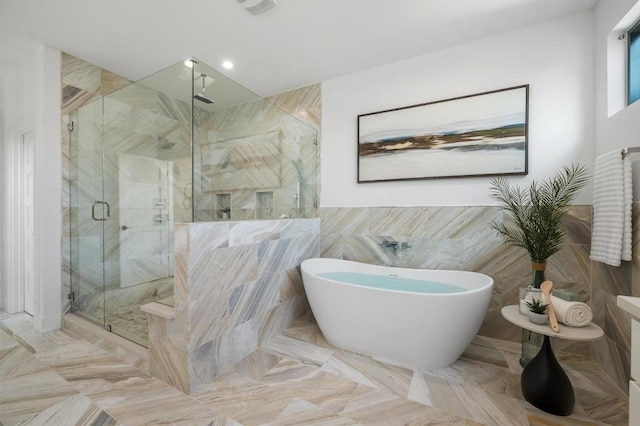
[540,280,560,332]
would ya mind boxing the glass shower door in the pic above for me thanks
[69,99,107,328]
[101,149,175,346]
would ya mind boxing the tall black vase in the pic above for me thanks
[520,263,547,367]
[521,335,575,416]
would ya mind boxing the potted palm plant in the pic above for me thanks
[489,164,588,289]
[489,163,588,365]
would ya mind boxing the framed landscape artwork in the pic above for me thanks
[357,85,529,182]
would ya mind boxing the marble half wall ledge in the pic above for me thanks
[141,302,176,319]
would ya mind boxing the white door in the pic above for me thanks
[22,131,35,314]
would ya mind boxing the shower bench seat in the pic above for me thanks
[141,302,175,319]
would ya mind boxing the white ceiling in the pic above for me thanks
[0,0,598,97]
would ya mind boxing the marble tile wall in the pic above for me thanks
[590,203,640,394]
[148,219,321,394]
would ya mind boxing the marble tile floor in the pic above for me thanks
[0,310,628,425]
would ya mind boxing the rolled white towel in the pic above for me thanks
[542,294,592,327]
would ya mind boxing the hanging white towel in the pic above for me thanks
[590,149,633,266]
[621,153,633,260]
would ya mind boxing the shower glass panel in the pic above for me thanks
[69,58,317,348]
[190,61,318,221]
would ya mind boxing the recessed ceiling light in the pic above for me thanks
[222,60,234,70]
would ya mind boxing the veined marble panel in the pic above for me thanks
[101,69,132,97]
[319,208,369,235]
[189,222,230,254]
[425,206,502,241]
[320,233,344,259]
[228,220,283,246]
[257,294,310,346]
[603,290,632,353]
[149,333,190,394]
[258,238,299,277]
[18,393,119,426]
[369,207,430,237]
[264,83,321,132]
[591,334,631,397]
[229,273,283,327]
[592,257,633,296]
[190,289,233,347]
[189,243,259,301]
[62,53,101,94]
[62,85,101,114]
[191,318,260,391]
[209,139,281,191]
[563,205,593,245]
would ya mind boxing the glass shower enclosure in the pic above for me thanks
[69,59,317,347]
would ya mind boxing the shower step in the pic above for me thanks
[62,313,150,373]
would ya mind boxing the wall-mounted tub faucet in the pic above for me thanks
[380,240,410,251]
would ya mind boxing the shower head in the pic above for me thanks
[194,73,215,104]
[157,136,176,150]
[194,93,215,104]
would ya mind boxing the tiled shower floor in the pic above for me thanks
[73,277,174,347]
[0,310,629,425]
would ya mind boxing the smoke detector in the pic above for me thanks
[236,0,276,15]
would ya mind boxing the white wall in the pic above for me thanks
[595,0,640,202]
[1,46,61,331]
[0,81,4,307]
[321,11,595,207]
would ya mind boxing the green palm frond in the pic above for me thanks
[489,164,588,262]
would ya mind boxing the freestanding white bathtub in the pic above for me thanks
[301,258,493,369]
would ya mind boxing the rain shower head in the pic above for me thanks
[157,136,176,149]
[194,73,215,104]
[194,93,215,104]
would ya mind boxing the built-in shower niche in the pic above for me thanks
[256,191,273,219]
[215,193,231,220]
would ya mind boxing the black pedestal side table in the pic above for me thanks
[501,305,603,416]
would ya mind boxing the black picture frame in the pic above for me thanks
[357,85,529,183]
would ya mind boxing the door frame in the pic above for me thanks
[6,126,36,314]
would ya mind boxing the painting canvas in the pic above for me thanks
[357,85,528,182]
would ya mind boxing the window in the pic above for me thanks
[629,19,640,105]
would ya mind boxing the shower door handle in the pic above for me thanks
[91,201,110,221]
